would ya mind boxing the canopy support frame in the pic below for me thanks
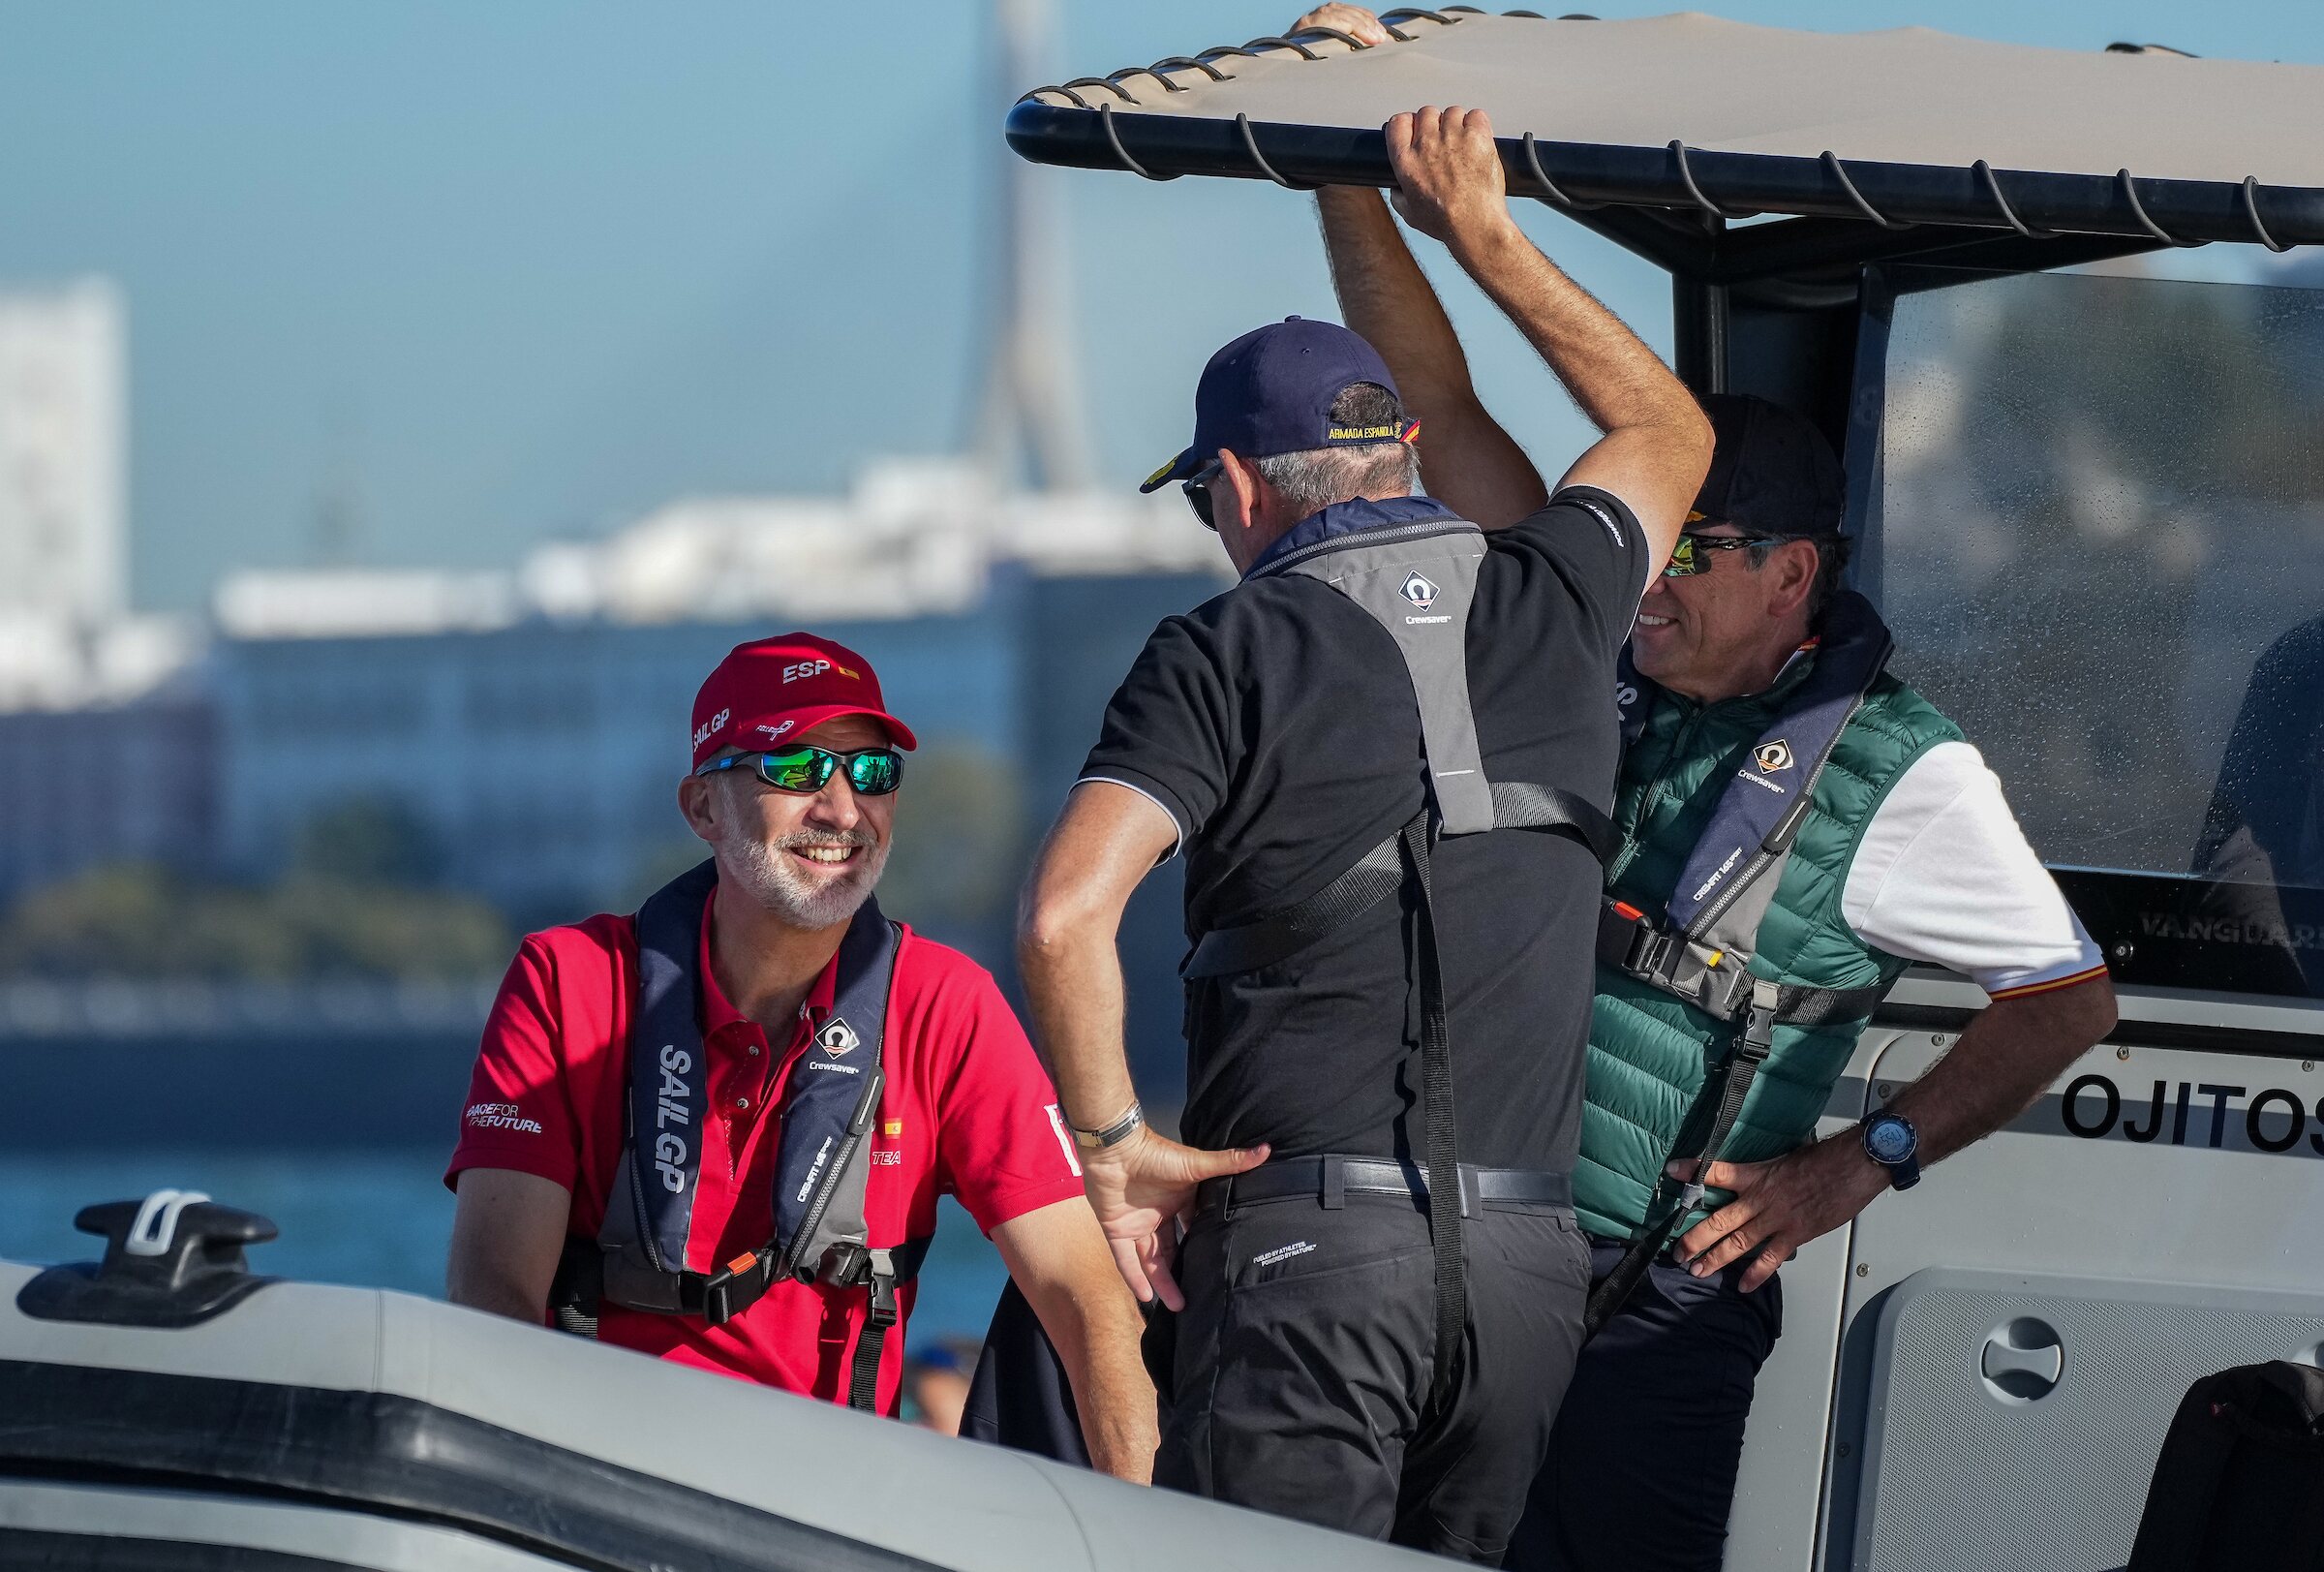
[1006,104,2324,257]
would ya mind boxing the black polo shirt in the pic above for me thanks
[1080,489,1649,1172]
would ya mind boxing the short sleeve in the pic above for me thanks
[443,936,583,1192]
[1494,485,1653,655]
[1077,612,1237,853]
[1842,742,2108,998]
[927,965,1089,1236]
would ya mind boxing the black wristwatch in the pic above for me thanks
[1860,1110,1922,1190]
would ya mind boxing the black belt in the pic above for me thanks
[1196,1155,1572,1219]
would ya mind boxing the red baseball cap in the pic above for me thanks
[689,632,918,770]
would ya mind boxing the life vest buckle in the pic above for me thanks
[865,1261,901,1330]
[1602,900,1674,980]
[697,1248,773,1328]
[1699,959,1764,1023]
[812,1240,870,1289]
[1740,979,1782,1057]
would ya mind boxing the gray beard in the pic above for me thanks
[718,827,889,930]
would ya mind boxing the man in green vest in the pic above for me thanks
[1300,21,2118,1558]
[1499,392,2115,1572]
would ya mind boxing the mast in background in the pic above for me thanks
[971,0,1095,494]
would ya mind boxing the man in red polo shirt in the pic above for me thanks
[444,632,1155,1480]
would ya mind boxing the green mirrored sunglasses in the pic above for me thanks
[694,745,904,796]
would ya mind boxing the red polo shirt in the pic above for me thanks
[444,904,1086,1414]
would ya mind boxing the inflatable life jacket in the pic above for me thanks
[551,860,929,1411]
[1179,499,1617,1402]
[1582,589,1893,1334]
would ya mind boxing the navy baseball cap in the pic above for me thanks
[1141,317,1411,493]
[1691,394,1847,538]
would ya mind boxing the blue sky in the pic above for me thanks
[3,1,2316,610]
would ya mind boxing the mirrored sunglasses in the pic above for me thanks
[694,745,903,796]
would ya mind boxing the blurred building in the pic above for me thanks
[0,280,197,713]
[0,280,123,626]
[0,280,211,905]
[210,607,1021,924]
[200,460,1226,934]
[0,694,216,897]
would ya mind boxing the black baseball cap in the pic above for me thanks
[1141,317,1414,492]
[1692,394,1847,539]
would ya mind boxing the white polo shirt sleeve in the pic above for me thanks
[1840,740,2108,999]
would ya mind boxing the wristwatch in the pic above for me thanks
[1860,1110,1922,1190]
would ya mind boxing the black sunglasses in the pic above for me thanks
[1663,530,1782,577]
[693,745,904,796]
[1181,459,1223,532]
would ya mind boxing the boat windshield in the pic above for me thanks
[1859,262,2324,999]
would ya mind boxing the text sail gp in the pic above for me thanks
[549,859,931,1411]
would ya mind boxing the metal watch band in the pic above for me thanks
[1071,1100,1146,1151]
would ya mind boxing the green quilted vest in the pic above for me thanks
[1575,654,1963,1241]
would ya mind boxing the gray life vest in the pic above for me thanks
[1180,499,1617,1404]
[551,859,929,1411]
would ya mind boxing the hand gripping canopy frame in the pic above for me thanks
[1010,9,2323,268]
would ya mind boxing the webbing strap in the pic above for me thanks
[1772,980,1890,1027]
[551,1237,779,1332]
[1184,837,1404,979]
[1598,903,1887,1026]
[1402,811,1467,1411]
[847,1250,904,1413]
[549,1232,931,1397]
[1490,781,1615,859]
[1583,980,1780,1340]
[1183,783,1610,981]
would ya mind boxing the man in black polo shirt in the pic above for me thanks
[1016,108,1709,1559]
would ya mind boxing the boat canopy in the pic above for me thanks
[1007,9,2324,275]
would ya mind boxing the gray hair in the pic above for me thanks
[1252,441,1420,516]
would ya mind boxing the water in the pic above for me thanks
[0,1148,1010,1348]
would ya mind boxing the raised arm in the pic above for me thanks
[1385,106,1712,569]
[1297,9,1546,528]
[1317,187,1547,529]
[1017,782,1266,1310]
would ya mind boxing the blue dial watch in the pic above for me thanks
[1860,1111,1922,1190]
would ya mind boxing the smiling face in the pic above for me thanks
[1633,526,1825,703]
[679,712,897,931]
